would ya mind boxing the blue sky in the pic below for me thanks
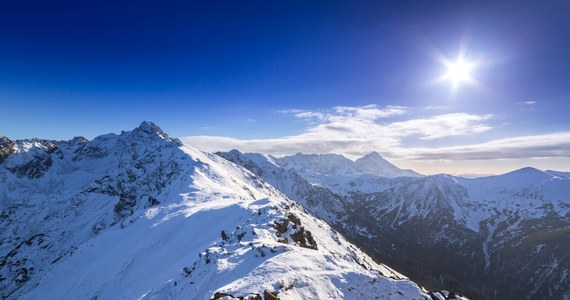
[1,0,570,174]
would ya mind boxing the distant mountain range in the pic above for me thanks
[219,150,570,300]
[2,121,567,299]
[0,122,459,300]
[274,151,421,178]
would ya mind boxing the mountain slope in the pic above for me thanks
[215,150,350,225]
[221,151,570,300]
[0,122,434,300]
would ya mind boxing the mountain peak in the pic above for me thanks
[504,167,545,176]
[70,136,88,145]
[355,151,393,166]
[478,166,554,188]
[354,151,421,177]
[136,121,164,135]
[227,149,244,156]
[131,121,179,144]
[357,151,387,162]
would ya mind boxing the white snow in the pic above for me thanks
[275,152,421,180]
[1,123,430,300]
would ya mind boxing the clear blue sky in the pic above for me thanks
[2,0,570,174]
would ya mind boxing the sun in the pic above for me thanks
[422,43,484,96]
[444,59,473,84]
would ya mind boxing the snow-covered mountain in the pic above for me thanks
[221,150,570,300]
[0,122,449,300]
[353,152,421,178]
[275,152,421,179]
[269,152,420,197]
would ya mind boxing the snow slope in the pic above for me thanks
[221,151,570,300]
[0,122,432,300]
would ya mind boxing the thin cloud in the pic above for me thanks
[293,111,325,120]
[423,105,448,111]
[384,113,493,140]
[405,132,570,160]
[519,100,538,105]
[277,104,407,123]
[183,131,570,161]
[182,104,512,160]
[276,109,305,114]
[331,105,407,120]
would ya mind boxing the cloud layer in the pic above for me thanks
[182,104,570,162]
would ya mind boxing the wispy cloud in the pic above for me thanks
[182,104,513,159]
[384,113,493,140]
[519,100,538,105]
[405,132,570,160]
[276,109,305,115]
[423,105,448,111]
[292,111,325,120]
[277,104,405,122]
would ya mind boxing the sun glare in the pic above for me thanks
[445,59,473,84]
[423,44,484,96]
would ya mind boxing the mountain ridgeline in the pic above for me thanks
[218,150,570,300]
[0,122,461,300]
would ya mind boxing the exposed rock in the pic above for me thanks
[290,226,318,250]
[212,291,235,299]
[271,213,317,250]
[8,155,53,179]
[263,289,279,300]
[221,230,229,241]
[0,137,16,164]
[272,219,289,234]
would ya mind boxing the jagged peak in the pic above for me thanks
[133,121,165,135]
[0,136,15,146]
[130,121,180,144]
